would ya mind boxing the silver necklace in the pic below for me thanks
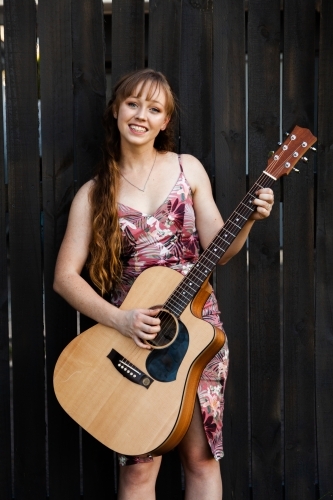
[120,150,157,192]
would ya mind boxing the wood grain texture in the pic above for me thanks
[179,0,213,176]
[0,26,11,499]
[4,0,46,497]
[148,0,182,150]
[111,0,145,88]
[71,1,114,497]
[38,0,80,498]
[213,0,249,497]
[148,0,182,96]
[72,0,106,190]
[316,0,333,497]
[247,0,282,497]
[282,0,316,498]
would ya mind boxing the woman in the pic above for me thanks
[54,68,274,500]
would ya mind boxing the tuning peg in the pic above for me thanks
[293,168,300,173]
[268,151,275,158]
[310,146,317,152]
[284,132,290,136]
[277,142,282,146]
[301,157,308,163]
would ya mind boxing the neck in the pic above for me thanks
[119,143,157,172]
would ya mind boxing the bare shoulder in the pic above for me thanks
[73,179,95,204]
[179,154,212,193]
[69,179,95,214]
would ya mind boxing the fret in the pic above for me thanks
[227,214,243,229]
[240,200,256,212]
[234,210,248,222]
[200,253,217,266]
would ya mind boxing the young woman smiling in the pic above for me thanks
[54,68,274,500]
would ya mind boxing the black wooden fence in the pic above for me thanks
[0,0,332,499]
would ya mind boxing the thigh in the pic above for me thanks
[178,398,212,463]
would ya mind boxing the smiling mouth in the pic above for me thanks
[129,125,147,132]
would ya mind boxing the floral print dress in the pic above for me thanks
[112,159,229,465]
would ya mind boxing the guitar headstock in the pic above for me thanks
[265,125,317,180]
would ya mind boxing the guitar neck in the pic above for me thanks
[164,171,275,318]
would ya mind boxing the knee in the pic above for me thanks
[181,451,219,478]
[119,464,153,488]
[118,460,162,495]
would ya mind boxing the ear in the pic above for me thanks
[160,116,170,131]
[111,104,117,119]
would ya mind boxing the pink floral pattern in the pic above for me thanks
[113,166,229,465]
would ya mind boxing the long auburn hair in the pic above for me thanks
[87,69,177,295]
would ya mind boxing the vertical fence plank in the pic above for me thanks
[4,0,46,497]
[148,0,182,149]
[316,0,333,497]
[71,0,116,497]
[247,0,282,497]
[0,33,11,500]
[148,0,182,99]
[213,0,249,497]
[282,0,316,498]
[72,0,106,190]
[38,1,80,498]
[179,0,213,175]
[111,0,145,87]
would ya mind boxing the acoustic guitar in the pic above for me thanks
[54,125,316,457]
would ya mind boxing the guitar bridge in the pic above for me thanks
[107,349,154,389]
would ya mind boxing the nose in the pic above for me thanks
[135,106,147,121]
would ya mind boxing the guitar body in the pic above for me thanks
[54,266,225,457]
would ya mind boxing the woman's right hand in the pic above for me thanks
[115,308,161,349]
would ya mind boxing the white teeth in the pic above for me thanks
[130,125,146,132]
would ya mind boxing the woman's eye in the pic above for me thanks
[150,107,160,113]
[128,102,137,108]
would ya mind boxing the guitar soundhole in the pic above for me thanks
[145,308,178,349]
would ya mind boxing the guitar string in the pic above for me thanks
[151,139,310,345]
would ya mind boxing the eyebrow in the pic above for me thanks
[129,95,163,104]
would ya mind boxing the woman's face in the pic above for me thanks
[115,82,170,149]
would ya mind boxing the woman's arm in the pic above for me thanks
[181,154,274,264]
[53,181,160,349]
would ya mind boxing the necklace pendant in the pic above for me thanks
[120,150,157,192]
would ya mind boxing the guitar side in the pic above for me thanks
[53,266,225,456]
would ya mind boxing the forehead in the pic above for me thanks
[131,80,167,104]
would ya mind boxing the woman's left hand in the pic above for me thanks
[250,188,274,221]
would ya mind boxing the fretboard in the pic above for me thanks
[163,172,275,317]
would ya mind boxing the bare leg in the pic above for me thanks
[117,456,162,500]
[178,399,222,500]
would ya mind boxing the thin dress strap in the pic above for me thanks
[178,154,184,173]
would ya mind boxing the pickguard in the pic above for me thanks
[146,320,189,382]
